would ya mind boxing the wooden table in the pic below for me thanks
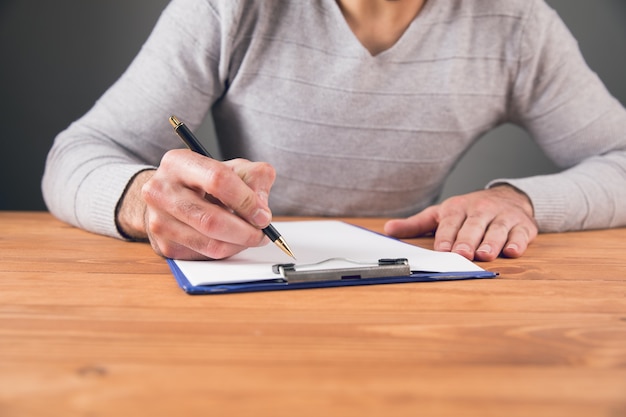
[1,211,625,417]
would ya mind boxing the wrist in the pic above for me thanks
[490,183,535,217]
[115,169,155,240]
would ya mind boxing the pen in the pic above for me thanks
[168,115,296,259]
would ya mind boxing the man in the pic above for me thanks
[42,0,626,261]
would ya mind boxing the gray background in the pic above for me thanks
[0,0,624,211]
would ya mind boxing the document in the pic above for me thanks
[171,220,486,287]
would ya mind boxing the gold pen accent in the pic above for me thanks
[168,115,296,259]
[273,236,296,259]
[169,115,181,128]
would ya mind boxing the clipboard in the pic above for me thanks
[165,220,498,295]
[167,258,497,294]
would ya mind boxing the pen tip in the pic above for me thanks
[284,247,297,260]
[275,237,296,260]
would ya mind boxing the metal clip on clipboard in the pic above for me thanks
[272,258,411,284]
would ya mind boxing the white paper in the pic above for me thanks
[173,220,485,286]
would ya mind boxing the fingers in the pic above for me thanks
[384,186,538,261]
[428,198,469,253]
[383,206,439,238]
[141,149,276,260]
[453,211,536,261]
[225,159,276,205]
[160,151,274,228]
[499,222,537,259]
[144,204,261,260]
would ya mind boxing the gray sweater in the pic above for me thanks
[42,0,626,239]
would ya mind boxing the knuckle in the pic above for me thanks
[237,161,276,189]
[441,195,464,210]
[205,166,229,190]
[173,198,220,234]
[474,199,496,213]
[237,192,258,214]
[195,209,219,233]
[516,223,537,241]
[160,149,184,168]
[141,180,161,205]
[159,151,174,167]
[140,170,175,206]
[252,161,276,181]
[488,219,512,234]
[230,157,247,165]
[203,239,232,260]
[440,200,468,219]
[145,213,167,237]
[465,213,488,228]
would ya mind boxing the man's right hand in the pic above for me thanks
[116,149,277,260]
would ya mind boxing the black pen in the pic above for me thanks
[168,115,295,259]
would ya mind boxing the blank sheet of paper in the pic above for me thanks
[173,220,484,286]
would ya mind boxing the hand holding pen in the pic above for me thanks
[169,116,294,259]
[136,117,293,260]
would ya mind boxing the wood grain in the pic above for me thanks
[1,212,625,417]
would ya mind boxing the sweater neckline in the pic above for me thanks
[327,0,436,59]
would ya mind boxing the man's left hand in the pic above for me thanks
[384,185,538,261]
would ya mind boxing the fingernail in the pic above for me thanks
[438,241,452,251]
[506,243,519,252]
[477,244,492,254]
[453,243,470,253]
[252,209,271,227]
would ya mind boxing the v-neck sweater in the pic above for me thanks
[42,0,626,239]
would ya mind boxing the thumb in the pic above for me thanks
[384,206,440,238]
[225,159,276,225]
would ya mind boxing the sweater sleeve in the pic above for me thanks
[489,0,626,232]
[41,0,227,238]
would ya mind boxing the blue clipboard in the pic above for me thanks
[166,258,497,295]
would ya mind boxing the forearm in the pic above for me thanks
[489,151,626,232]
[41,129,156,238]
[43,0,223,238]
